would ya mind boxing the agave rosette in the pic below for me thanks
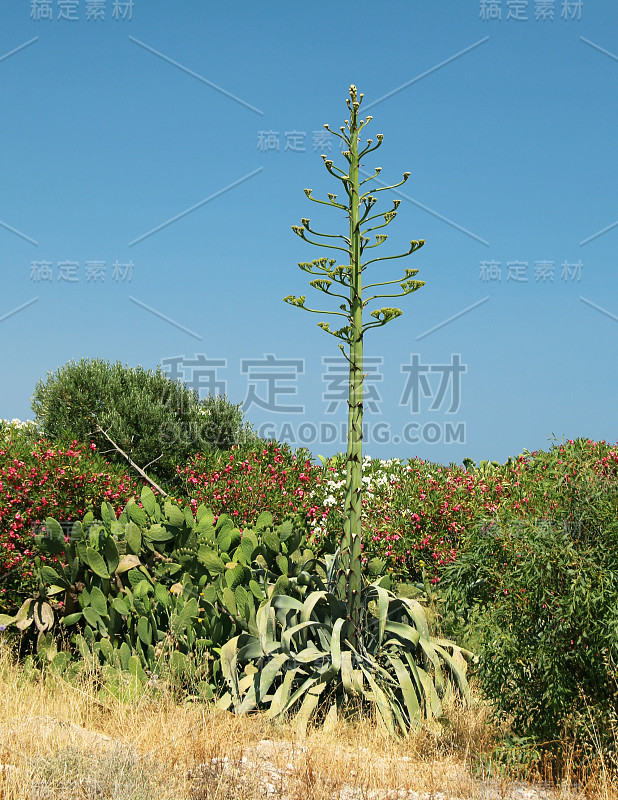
[218,550,474,735]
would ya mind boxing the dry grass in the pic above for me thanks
[0,641,615,800]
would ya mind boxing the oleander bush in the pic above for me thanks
[305,438,618,587]
[0,419,140,613]
[30,358,258,490]
[175,440,328,529]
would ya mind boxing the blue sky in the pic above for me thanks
[1,0,617,466]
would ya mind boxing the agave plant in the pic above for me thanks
[218,549,473,733]
[225,84,473,733]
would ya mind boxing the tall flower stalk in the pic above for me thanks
[284,84,425,632]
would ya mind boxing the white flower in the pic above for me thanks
[2,418,39,432]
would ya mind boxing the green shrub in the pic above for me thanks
[31,358,257,489]
[438,471,618,773]
[194,393,258,451]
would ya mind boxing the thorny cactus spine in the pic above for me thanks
[284,84,425,635]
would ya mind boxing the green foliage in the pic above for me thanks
[218,548,473,734]
[195,393,258,452]
[0,418,42,443]
[30,358,256,490]
[3,488,317,700]
[462,458,501,474]
[438,472,618,771]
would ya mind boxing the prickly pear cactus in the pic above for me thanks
[4,486,317,699]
